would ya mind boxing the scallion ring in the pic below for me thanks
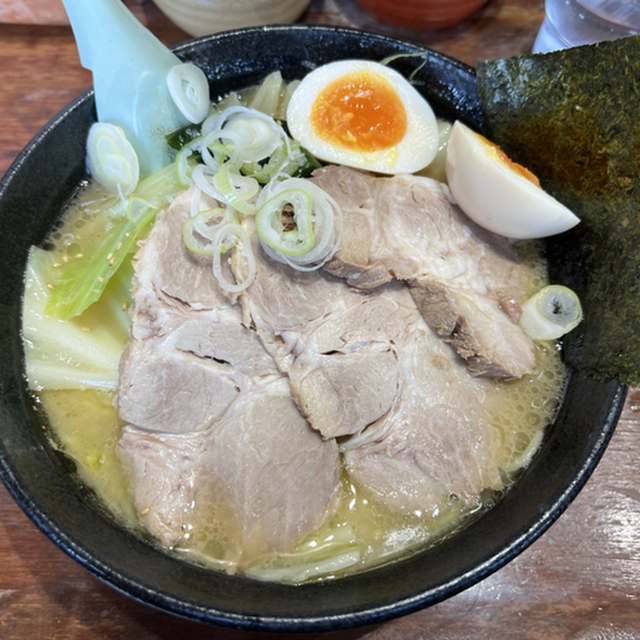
[226,115,284,162]
[201,128,245,170]
[256,177,343,270]
[183,207,237,255]
[212,222,255,293]
[213,164,259,216]
[87,123,140,197]
[519,285,583,340]
[256,189,315,256]
[167,62,211,124]
[204,106,289,166]
[175,134,207,187]
[192,164,225,203]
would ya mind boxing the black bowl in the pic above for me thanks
[0,25,626,632]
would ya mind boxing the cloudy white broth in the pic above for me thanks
[23,66,570,583]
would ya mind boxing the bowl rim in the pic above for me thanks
[0,24,628,632]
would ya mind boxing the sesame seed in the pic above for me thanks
[81,327,91,333]
[46,282,56,290]
[97,276,104,283]
[140,507,151,516]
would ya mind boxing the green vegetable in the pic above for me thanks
[166,124,203,151]
[256,189,315,256]
[23,246,131,391]
[46,163,184,319]
[477,36,640,385]
[182,207,237,255]
[87,122,140,196]
[519,285,583,341]
[246,69,286,117]
[244,522,361,584]
[167,62,210,124]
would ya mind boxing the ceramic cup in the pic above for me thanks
[152,0,311,37]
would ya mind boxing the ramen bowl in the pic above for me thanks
[0,25,626,632]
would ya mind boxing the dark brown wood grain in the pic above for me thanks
[4,1,640,638]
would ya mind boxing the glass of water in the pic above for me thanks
[533,0,640,53]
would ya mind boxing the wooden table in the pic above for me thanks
[2,1,640,638]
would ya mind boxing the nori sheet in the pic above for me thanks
[477,36,640,386]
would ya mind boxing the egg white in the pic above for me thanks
[445,121,580,239]
[286,59,439,175]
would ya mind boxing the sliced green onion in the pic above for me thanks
[183,207,236,255]
[201,128,244,169]
[256,177,343,271]
[519,285,583,340]
[213,163,259,216]
[175,134,207,187]
[192,163,223,201]
[212,222,255,294]
[227,115,282,162]
[167,62,210,124]
[256,189,315,256]
[203,106,289,167]
[194,104,319,188]
[87,123,140,197]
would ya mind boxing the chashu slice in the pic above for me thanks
[311,165,538,379]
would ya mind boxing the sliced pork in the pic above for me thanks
[411,280,537,379]
[116,187,342,560]
[118,186,277,434]
[341,300,504,515]
[311,165,537,378]
[232,236,411,439]
[233,237,504,515]
[120,377,342,562]
[115,167,541,567]
[118,335,241,434]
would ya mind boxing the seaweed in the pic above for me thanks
[477,36,640,385]
[166,123,202,151]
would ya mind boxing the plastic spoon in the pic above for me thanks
[62,0,191,175]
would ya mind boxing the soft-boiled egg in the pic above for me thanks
[445,121,580,239]
[286,59,439,175]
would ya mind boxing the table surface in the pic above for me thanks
[2,1,640,638]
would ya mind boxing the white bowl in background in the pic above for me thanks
[152,0,311,36]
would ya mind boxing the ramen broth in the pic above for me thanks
[33,178,567,579]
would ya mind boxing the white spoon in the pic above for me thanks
[62,0,191,174]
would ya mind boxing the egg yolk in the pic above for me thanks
[310,70,408,153]
[478,134,541,187]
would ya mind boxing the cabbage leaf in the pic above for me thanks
[23,246,132,391]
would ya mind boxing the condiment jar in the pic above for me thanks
[354,0,489,30]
